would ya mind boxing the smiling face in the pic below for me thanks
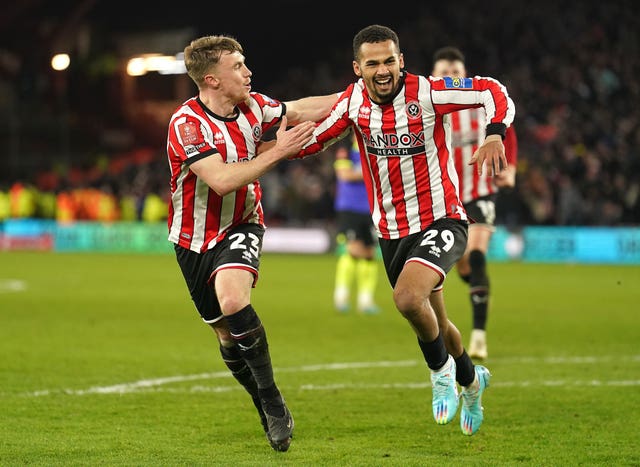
[352,39,404,104]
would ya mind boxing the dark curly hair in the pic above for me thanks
[352,25,400,62]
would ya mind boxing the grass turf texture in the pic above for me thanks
[1,251,638,465]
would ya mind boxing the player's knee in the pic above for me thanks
[393,287,423,320]
[218,296,250,316]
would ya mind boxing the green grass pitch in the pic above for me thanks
[1,251,638,465]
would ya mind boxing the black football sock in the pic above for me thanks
[257,384,285,417]
[219,343,259,396]
[469,250,489,330]
[224,305,284,417]
[455,350,476,387]
[417,333,449,371]
[219,343,268,431]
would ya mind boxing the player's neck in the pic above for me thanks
[199,93,237,119]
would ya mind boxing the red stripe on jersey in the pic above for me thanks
[451,112,466,201]
[354,131,376,214]
[180,171,197,249]
[469,113,482,199]
[234,187,248,225]
[471,158,481,200]
[385,156,405,235]
[228,121,249,161]
[412,154,432,232]
[237,101,257,127]
[435,102,482,115]
[490,85,508,123]
[203,189,222,252]
[504,125,518,165]
[432,114,459,219]
[381,104,409,236]
[255,197,264,225]
[471,110,480,133]
[370,154,388,237]
[167,203,174,232]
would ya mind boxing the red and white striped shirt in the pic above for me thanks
[298,72,515,240]
[166,94,283,252]
[450,108,518,203]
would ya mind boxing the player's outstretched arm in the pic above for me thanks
[285,93,340,124]
[190,116,315,196]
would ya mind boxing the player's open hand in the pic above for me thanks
[469,134,507,177]
[273,116,315,159]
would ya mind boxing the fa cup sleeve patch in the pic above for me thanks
[178,121,204,145]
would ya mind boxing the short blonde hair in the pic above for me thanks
[184,35,243,88]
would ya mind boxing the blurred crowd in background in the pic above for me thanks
[1,1,638,227]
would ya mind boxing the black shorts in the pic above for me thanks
[336,210,376,247]
[174,223,264,323]
[464,194,497,229]
[379,218,468,291]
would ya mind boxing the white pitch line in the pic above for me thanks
[0,279,27,293]
[28,379,640,396]
[299,379,640,390]
[26,360,418,396]
[21,355,640,397]
[29,370,234,396]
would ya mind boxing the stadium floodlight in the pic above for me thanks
[126,54,186,76]
[127,57,147,76]
[51,54,70,71]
